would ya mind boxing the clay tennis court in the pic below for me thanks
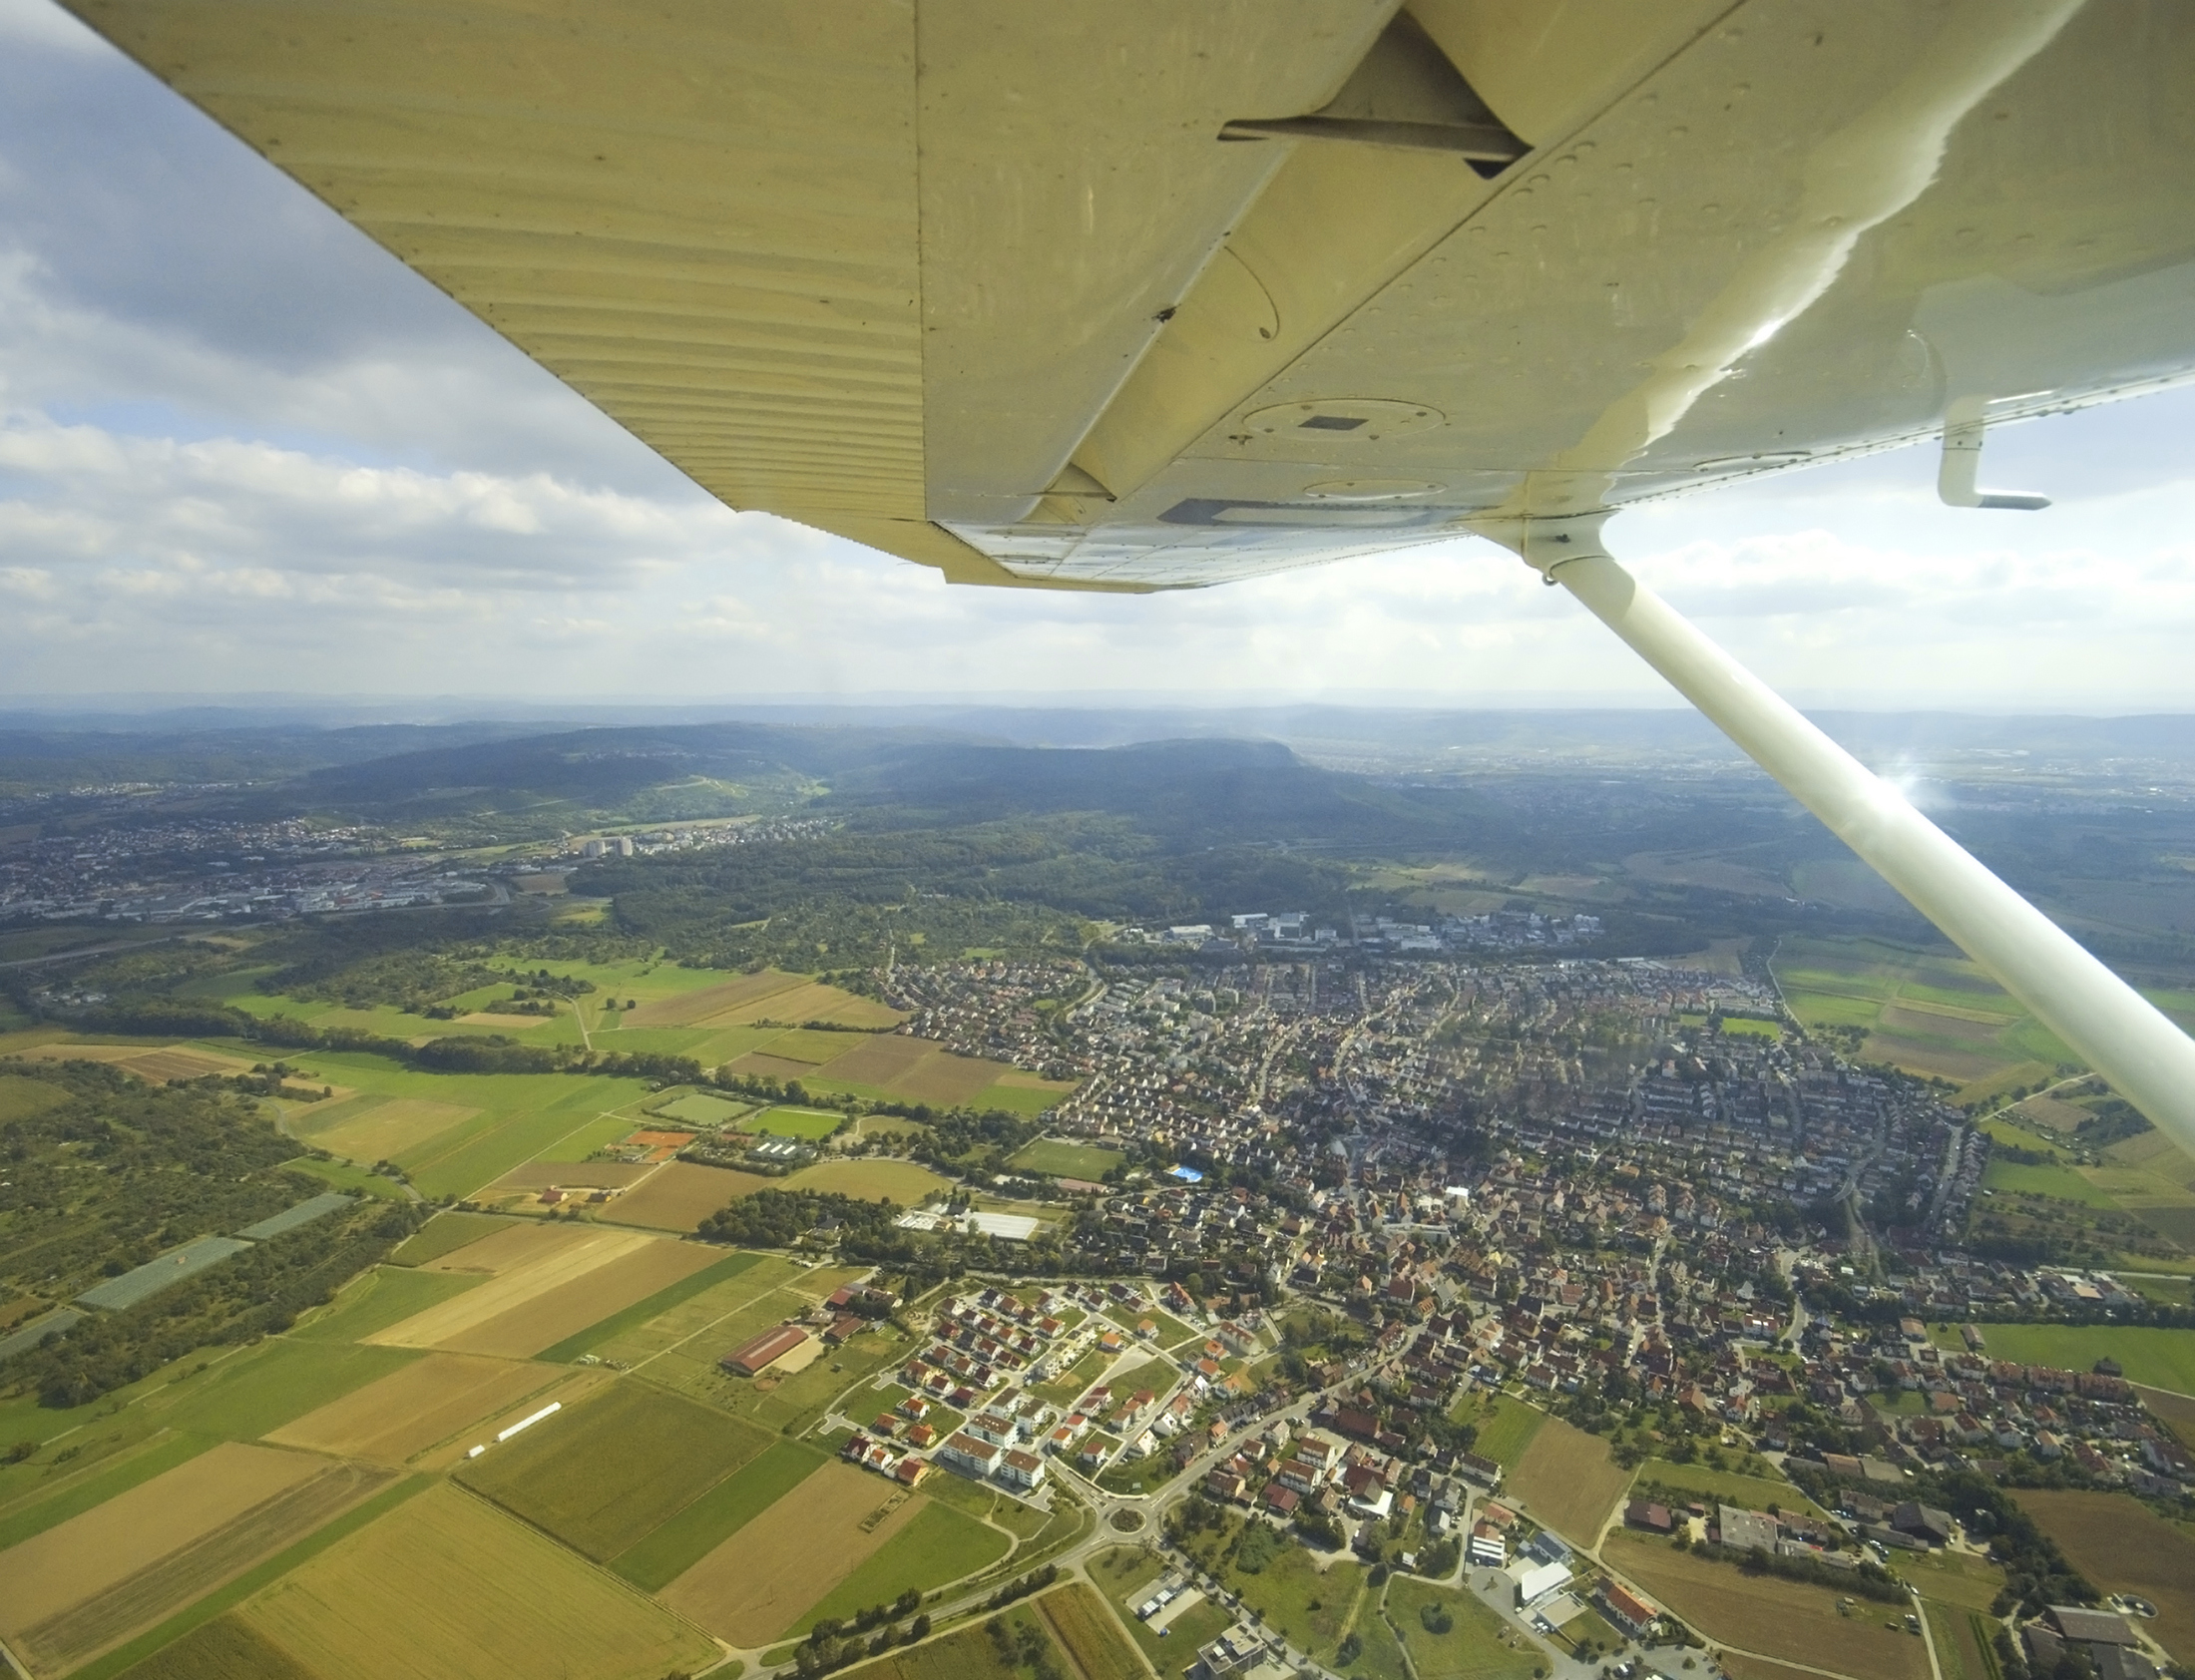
[265,1352,562,1464]
[434,1238,725,1358]
[610,1160,766,1231]
[662,1462,928,1645]
[302,1096,480,1163]
[623,970,807,1028]
[369,1227,656,1348]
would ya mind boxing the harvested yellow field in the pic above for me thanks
[0,1444,390,1675]
[624,970,808,1028]
[663,1462,927,1645]
[303,1096,479,1162]
[418,1218,605,1276]
[610,1160,769,1231]
[238,1482,715,1680]
[814,1035,936,1083]
[265,1353,563,1464]
[893,1050,1015,1106]
[1508,1414,1630,1546]
[366,1227,655,1348]
[434,1237,722,1359]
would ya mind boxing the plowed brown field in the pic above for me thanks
[662,1462,927,1645]
[813,1035,939,1083]
[265,1352,562,1464]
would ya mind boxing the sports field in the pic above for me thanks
[1508,1412,1630,1545]
[458,1377,774,1560]
[264,1353,561,1466]
[236,1482,714,1680]
[782,1157,956,1204]
[661,1461,929,1645]
[1009,1138,1126,1179]
[1605,1531,1930,1680]
[2014,1489,2195,1662]
[608,1159,767,1229]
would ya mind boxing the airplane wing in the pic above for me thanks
[59,0,2195,1148]
[61,0,2195,592]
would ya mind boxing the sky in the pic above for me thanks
[6,0,2195,712]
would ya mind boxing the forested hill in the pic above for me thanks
[822,737,1503,847]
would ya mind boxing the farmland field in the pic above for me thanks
[1463,1394,1546,1469]
[2014,1489,2195,1662]
[581,1251,808,1369]
[612,1437,823,1590]
[533,1248,762,1361]
[1960,1323,2195,1394]
[428,1236,722,1358]
[619,968,810,1027]
[1605,1531,1930,1680]
[1386,1576,1536,1680]
[608,1159,769,1229]
[1508,1412,1629,1545]
[113,1612,316,1680]
[149,1338,421,1442]
[289,1265,479,1343]
[386,1211,509,1267]
[1632,1459,1826,1517]
[790,1499,1015,1633]
[0,1443,391,1676]
[296,1096,479,1165]
[1009,1138,1126,1180]
[236,1481,715,1680]
[753,1104,848,1138]
[1034,1583,1146,1680]
[1980,1160,2117,1206]
[835,1609,1030,1680]
[783,1157,956,1204]
[263,1353,560,1465]
[661,1461,928,1645]
[457,1377,774,1559]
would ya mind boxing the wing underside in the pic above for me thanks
[63,0,2195,590]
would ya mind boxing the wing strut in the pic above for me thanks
[1492,513,2195,1156]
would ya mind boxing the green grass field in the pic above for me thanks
[751,1105,847,1139]
[789,1499,1016,1632]
[277,1153,411,1200]
[289,1264,481,1343]
[1963,1323,2195,1394]
[1981,1159,2118,1206]
[611,1437,823,1590]
[1008,1138,1125,1179]
[1632,1457,1825,1516]
[457,1377,775,1560]
[386,1211,509,1267]
[153,1337,421,1442]
[1386,1576,1537,1680]
[1468,1394,1547,1470]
